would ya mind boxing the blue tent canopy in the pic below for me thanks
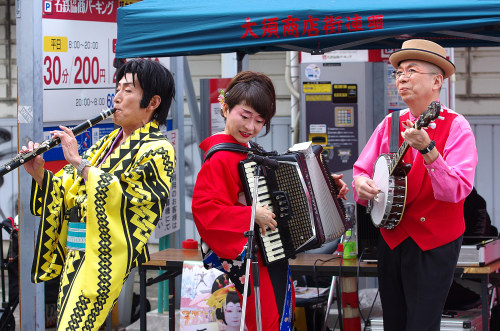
[116,0,500,58]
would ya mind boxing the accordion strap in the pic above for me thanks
[203,142,271,163]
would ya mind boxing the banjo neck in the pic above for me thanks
[389,140,410,176]
[388,113,431,176]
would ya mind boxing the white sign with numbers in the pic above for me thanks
[42,0,118,122]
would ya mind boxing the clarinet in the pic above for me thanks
[0,108,116,177]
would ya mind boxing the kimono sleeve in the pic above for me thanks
[192,153,250,260]
[31,167,75,283]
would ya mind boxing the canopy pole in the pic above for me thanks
[285,51,300,144]
[236,51,249,73]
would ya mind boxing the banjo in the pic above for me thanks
[368,101,441,229]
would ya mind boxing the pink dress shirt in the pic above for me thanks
[353,106,477,205]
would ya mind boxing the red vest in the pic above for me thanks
[380,109,465,251]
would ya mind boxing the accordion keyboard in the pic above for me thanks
[243,161,287,263]
[241,159,316,265]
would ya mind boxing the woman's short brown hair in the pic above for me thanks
[224,71,276,135]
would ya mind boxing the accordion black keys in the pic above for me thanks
[239,144,347,265]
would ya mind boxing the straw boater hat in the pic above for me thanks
[389,39,455,79]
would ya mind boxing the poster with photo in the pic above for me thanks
[180,261,244,330]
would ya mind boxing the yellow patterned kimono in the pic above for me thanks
[30,121,175,330]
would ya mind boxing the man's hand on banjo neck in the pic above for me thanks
[401,118,439,165]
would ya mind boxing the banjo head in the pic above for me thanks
[370,155,391,227]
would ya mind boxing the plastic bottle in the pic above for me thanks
[342,230,356,259]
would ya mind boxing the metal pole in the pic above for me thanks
[240,164,263,331]
[322,276,337,331]
[16,0,45,329]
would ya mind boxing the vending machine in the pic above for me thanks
[300,57,386,186]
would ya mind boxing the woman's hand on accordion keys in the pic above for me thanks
[255,205,277,236]
[332,173,349,200]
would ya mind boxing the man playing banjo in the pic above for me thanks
[353,39,477,331]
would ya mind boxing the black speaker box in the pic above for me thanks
[356,203,380,261]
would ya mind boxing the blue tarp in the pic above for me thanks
[116,0,500,58]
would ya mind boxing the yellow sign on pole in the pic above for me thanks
[43,36,68,52]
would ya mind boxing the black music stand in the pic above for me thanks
[240,161,263,331]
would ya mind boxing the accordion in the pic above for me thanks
[239,143,347,265]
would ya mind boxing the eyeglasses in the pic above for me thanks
[391,69,438,80]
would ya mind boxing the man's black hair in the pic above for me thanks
[115,59,175,125]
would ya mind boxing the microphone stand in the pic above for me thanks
[240,161,263,331]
